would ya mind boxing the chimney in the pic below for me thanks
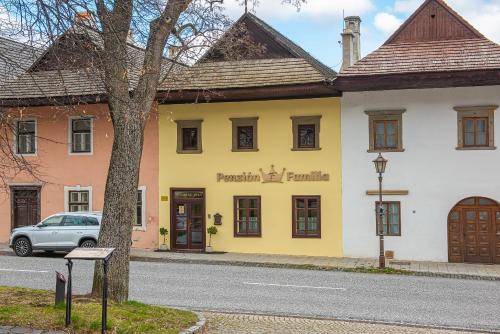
[341,16,361,71]
[74,11,95,28]
[169,46,181,60]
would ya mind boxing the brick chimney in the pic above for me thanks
[341,16,361,71]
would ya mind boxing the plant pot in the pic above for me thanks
[205,246,213,253]
[159,244,169,251]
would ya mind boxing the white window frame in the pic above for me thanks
[64,185,93,212]
[13,118,37,156]
[134,186,147,231]
[68,116,94,155]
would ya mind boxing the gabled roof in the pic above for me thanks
[0,25,182,103]
[199,13,335,78]
[338,0,500,91]
[159,13,337,103]
[0,37,42,85]
[384,0,484,45]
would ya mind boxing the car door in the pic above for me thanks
[59,215,87,247]
[30,215,64,248]
[83,216,100,240]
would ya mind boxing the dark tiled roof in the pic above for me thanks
[0,37,42,85]
[339,0,500,78]
[159,58,328,91]
[0,69,105,99]
[340,39,500,77]
[0,27,182,100]
[198,13,336,79]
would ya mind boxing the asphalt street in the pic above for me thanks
[0,255,499,332]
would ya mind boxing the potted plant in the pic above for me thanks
[206,226,218,253]
[159,227,169,251]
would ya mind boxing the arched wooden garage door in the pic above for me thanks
[448,197,500,264]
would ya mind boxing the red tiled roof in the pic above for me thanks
[340,38,500,77]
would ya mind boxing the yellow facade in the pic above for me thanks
[158,97,342,257]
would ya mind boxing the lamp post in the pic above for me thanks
[373,153,388,269]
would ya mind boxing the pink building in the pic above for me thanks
[0,28,167,249]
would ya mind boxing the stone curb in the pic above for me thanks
[199,310,499,334]
[179,312,207,334]
[130,256,500,282]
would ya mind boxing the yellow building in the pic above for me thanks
[157,13,342,257]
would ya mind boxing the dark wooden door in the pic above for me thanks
[448,197,499,264]
[171,189,205,250]
[12,188,40,229]
[463,209,493,264]
[495,211,500,264]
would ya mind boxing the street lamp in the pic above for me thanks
[373,153,388,269]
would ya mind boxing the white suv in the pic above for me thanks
[9,212,102,257]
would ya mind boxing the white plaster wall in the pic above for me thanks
[341,86,500,262]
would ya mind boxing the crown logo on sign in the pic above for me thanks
[259,165,286,183]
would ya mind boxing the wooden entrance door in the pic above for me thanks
[170,189,205,250]
[494,211,500,264]
[11,187,40,229]
[448,197,499,264]
[463,208,493,263]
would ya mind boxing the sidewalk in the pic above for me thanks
[130,248,500,281]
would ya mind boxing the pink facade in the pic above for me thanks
[0,103,159,249]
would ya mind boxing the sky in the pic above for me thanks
[222,0,500,71]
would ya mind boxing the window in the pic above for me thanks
[455,106,498,150]
[68,191,89,212]
[375,201,401,236]
[16,120,36,155]
[41,215,63,227]
[292,196,321,238]
[291,116,321,150]
[365,109,405,152]
[298,124,316,148]
[373,120,398,150]
[234,196,261,237]
[230,117,258,152]
[70,118,92,153]
[135,187,146,229]
[62,215,86,226]
[64,186,92,212]
[85,217,99,226]
[176,120,202,153]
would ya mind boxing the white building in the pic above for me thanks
[338,0,500,264]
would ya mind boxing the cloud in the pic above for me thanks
[223,0,375,21]
[393,0,422,13]
[373,12,403,35]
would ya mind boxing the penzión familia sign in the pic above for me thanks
[216,165,330,183]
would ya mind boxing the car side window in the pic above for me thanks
[41,216,63,227]
[85,217,99,226]
[62,216,86,226]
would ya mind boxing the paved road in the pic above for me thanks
[0,255,499,332]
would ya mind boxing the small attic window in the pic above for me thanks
[430,14,436,18]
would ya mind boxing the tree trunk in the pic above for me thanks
[91,101,145,303]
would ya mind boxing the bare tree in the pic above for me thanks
[0,0,304,302]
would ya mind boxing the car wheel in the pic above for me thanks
[14,237,32,257]
[80,239,96,248]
